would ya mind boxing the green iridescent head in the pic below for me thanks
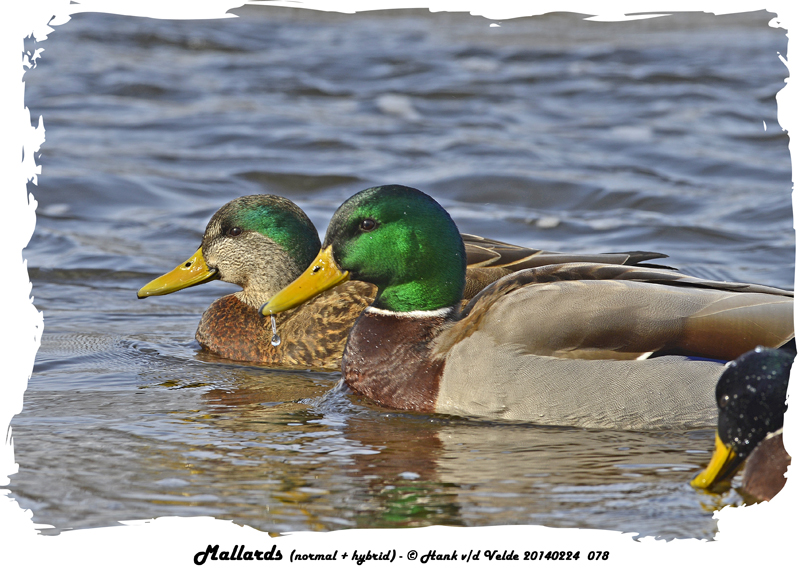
[323,185,466,312]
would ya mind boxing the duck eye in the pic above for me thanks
[228,227,242,237]
[719,394,730,409]
[359,218,377,232]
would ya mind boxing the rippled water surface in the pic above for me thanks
[8,8,793,539]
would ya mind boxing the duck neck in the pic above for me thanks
[342,306,455,411]
[371,265,465,313]
[232,256,310,309]
[235,284,289,309]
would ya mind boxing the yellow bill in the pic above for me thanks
[137,247,218,298]
[690,432,742,491]
[261,246,349,315]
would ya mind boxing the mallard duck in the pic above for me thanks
[138,194,664,368]
[691,347,793,502]
[261,185,794,429]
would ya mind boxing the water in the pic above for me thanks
[7,7,793,539]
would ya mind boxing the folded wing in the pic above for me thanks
[442,263,793,361]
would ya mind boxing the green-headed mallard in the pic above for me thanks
[261,185,794,429]
[138,194,663,369]
[691,347,793,502]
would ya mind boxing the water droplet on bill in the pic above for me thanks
[270,315,281,346]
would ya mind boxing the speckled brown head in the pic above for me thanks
[139,195,321,308]
[201,195,321,306]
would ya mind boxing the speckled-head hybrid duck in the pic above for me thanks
[261,185,794,429]
[138,194,663,369]
[691,347,793,502]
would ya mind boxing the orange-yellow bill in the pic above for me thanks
[137,247,218,298]
[260,246,349,315]
[690,432,742,491]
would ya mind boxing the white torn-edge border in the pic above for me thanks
[1,1,796,569]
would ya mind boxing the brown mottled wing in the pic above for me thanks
[278,280,377,368]
[461,234,671,297]
[463,267,513,300]
[440,262,794,362]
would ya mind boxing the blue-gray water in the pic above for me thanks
[8,8,793,539]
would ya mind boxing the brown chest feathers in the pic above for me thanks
[342,310,451,412]
[740,432,791,502]
[196,281,376,369]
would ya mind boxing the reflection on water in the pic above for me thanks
[13,359,726,537]
[9,8,791,539]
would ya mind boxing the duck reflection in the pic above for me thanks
[134,360,719,536]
